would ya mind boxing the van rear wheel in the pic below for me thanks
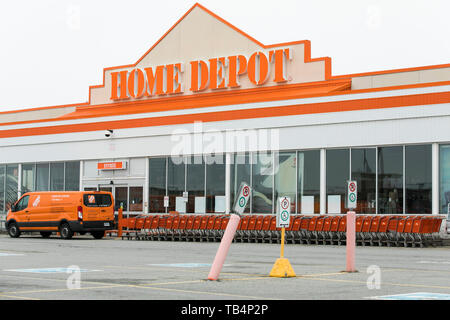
[40,232,52,238]
[59,223,73,240]
[91,231,105,239]
[7,223,21,238]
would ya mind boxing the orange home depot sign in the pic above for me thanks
[110,49,291,100]
[97,161,127,170]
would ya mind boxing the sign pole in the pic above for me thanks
[270,196,295,278]
[280,227,285,258]
[345,181,358,273]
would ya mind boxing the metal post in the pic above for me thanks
[432,143,439,215]
[320,149,326,214]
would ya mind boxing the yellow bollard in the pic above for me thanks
[269,227,296,278]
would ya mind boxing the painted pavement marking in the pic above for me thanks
[0,253,24,257]
[147,263,231,268]
[3,267,102,273]
[368,292,450,300]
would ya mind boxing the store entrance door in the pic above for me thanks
[97,184,144,216]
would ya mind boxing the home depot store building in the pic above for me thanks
[1,3,450,225]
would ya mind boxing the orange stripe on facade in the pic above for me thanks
[0,102,88,116]
[0,79,351,127]
[1,91,449,139]
[331,63,450,80]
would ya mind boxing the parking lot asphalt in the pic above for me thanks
[1,234,450,301]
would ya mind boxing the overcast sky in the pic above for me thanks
[1,0,449,113]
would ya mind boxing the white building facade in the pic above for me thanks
[1,4,450,223]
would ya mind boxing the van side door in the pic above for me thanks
[13,195,30,227]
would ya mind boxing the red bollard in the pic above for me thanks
[117,208,123,238]
[208,214,240,280]
[346,211,357,272]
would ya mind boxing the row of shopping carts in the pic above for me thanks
[116,214,445,247]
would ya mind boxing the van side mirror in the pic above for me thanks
[11,204,17,212]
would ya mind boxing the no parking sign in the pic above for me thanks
[347,180,357,209]
[233,182,251,214]
[277,196,291,228]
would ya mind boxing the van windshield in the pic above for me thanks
[83,194,112,207]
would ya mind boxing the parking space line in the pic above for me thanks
[382,267,450,275]
[0,273,119,287]
[0,294,41,300]
[101,265,268,278]
[0,284,129,296]
[299,272,347,277]
[133,285,280,300]
[299,276,450,290]
[0,278,278,300]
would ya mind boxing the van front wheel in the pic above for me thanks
[7,223,21,238]
[59,223,73,240]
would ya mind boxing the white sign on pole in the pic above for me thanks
[347,180,357,209]
[164,196,169,208]
[277,196,291,228]
[233,182,251,214]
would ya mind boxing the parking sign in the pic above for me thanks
[233,182,251,214]
[347,180,357,209]
[277,196,291,228]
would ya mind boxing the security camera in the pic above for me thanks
[105,129,114,138]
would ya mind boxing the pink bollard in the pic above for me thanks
[208,214,241,281]
[346,211,356,272]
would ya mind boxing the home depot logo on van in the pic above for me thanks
[110,48,292,100]
[32,195,40,207]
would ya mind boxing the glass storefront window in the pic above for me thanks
[65,161,80,191]
[168,156,185,213]
[440,145,450,213]
[186,155,205,213]
[36,163,49,191]
[230,153,251,214]
[378,146,403,214]
[405,145,432,214]
[298,150,320,214]
[326,149,349,213]
[149,158,167,213]
[205,155,225,213]
[0,143,443,217]
[50,163,64,191]
[21,164,35,194]
[274,152,296,213]
[5,165,18,212]
[129,187,143,212]
[252,152,273,214]
[114,186,128,211]
[351,148,376,214]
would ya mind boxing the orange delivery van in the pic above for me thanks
[5,191,115,239]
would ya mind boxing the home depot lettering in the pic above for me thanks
[110,49,291,100]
